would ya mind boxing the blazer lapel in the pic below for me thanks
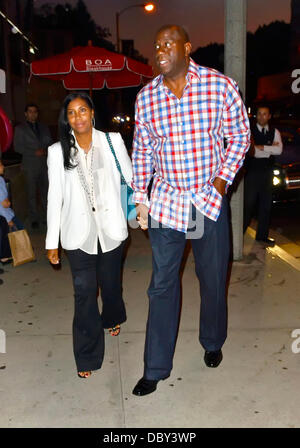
[25,122,39,142]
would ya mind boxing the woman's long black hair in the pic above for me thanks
[58,91,95,169]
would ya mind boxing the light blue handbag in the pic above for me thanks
[105,133,136,221]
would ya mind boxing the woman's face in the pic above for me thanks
[67,97,94,135]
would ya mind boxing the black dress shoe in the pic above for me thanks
[0,278,3,285]
[256,237,275,246]
[132,378,159,396]
[0,268,4,274]
[204,350,223,368]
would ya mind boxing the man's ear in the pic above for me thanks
[185,42,192,57]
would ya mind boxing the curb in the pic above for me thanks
[247,227,300,272]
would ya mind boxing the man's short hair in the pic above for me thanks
[256,104,272,114]
[25,103,39,113]
[156,25,190,43]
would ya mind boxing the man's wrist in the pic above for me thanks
[213,177,227,196]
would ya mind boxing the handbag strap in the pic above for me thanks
[105,132,127,185]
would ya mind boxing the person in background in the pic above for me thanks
[0,215,12,265]
[131,24,250,396]
[46,92,132,379]
[0,159,13,266]
[0,160,24,231]
[14,104,52,229]
[0,151,4,279]
[0,220,5,283]
[243,105,283,245]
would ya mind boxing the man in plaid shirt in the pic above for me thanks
[132,25,250,396]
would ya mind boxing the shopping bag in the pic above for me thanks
[7,229,35,267]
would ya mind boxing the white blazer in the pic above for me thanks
[46,129,133,253]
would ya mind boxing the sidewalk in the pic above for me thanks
[0,226,300,428]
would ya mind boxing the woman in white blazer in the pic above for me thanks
[46,92,132,379]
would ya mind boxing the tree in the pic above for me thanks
[33,0,115,51]
[246,21,291,103]
[191,21,291,104]
[191,43,224,73]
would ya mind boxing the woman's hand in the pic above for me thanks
[47,249,60,265]
[1,198,11,208]
[136,203,149,230]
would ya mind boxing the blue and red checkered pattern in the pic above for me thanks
[132,59,250,232]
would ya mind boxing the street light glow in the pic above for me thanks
[116,3,156,53]
[144,3,155,12]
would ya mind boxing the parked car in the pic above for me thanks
[272,125,300,203]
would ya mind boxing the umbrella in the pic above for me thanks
[0,106,13,153]
[30,43,153,96]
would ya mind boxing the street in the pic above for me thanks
[271,202,300,247]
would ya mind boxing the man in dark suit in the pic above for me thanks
[243,105,282,245]
[14,104,52,228]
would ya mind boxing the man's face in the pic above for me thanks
[154,27,191,79]
[25,106,38,123]
[257,107,271,127]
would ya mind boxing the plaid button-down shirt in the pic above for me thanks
[132,59,250,232]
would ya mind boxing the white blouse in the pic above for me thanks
[74,133,123,255]
[46,129,132,253]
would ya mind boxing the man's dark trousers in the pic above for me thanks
[144,198,230,381]
[23,161,48,223]
[243,158,273,240]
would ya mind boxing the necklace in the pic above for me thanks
[75,145,96,212]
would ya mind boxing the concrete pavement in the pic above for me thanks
[0,225,300,428]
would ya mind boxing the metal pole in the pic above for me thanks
[115,4,155,53]
[116,11,120,53]
[224,0,247,260]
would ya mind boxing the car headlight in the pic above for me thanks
[273,176,281,186]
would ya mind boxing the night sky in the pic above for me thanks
[34,0,291,64]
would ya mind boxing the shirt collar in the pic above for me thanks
[153,58,200,90]
[257,123,269,132]
[71,128,97,151]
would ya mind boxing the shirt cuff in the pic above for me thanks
[214,167,235,185]
[132,191,150,208]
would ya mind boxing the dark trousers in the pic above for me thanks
[0,216,11,259]
[144,199,230,380]
[243,160,273,240]
[23,162,48,222]
[66,241,127,372]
